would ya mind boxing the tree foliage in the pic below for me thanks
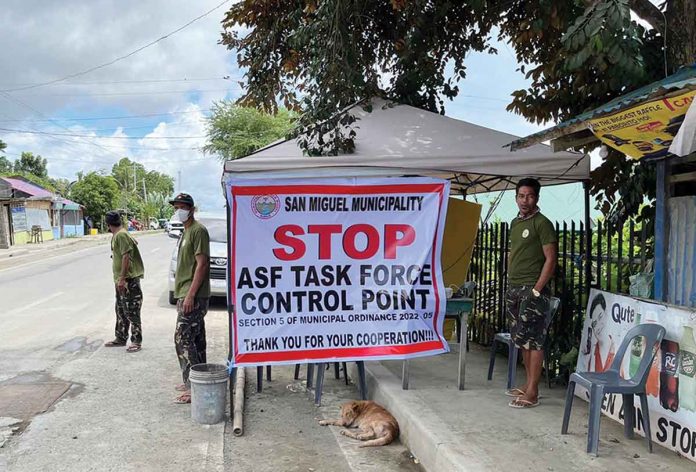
[111,157,174,199]
[0,156,12,174]
[220,0,695,222]
[203,103,296,160]
[70,172,120,224]
[13,152,48,179]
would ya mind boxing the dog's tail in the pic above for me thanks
[358,431,395,448]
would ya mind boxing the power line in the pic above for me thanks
[0,127,285,140]
[0,128,207,139]
[0,0,232,93]
[0,91,130,159]
[0,109,212,123]
[13,87,243,98]
[0,76,240,87]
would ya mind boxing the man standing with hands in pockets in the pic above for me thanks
[169,193,210,404]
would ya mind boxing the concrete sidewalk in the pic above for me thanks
[356,344,693,472]
[0,230,162,259]
[0,287,229,471]
[0,230,163,271]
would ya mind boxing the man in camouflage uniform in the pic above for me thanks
[506,178,557,408]
[104,211,145,352]
[169,193,210,404]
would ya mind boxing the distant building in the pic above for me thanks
[0,176,84,247]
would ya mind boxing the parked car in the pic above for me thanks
[168,216,227,304]
[167,215,184,236]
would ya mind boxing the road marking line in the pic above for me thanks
[5,291,65,316]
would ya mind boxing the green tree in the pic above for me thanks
[203,103,296,160]
[50,178,72,197]
[70,172,120,230]
[13,152,48,179]
[0,156,12,173]
[147,192,174,220]
[220,0,695,219]
[111,157,174,202]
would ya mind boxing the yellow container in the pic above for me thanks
[443,319,457,341]
[90,228,98,236]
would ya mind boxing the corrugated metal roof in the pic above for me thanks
[509,64,696,150]
[2,177,55,198]
[667,196,696,308]
[0,177,81,207]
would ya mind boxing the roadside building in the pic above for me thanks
[0,176,84,247]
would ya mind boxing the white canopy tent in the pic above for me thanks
[222,99,590,194]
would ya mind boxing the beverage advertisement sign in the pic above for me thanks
[577,289,696,461]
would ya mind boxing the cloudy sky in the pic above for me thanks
[0,0,594,218]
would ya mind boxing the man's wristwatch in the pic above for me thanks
[531,288,541,298]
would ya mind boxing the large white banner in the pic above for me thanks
[224,177,450,367]
[577,289,696,462]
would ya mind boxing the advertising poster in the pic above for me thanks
[577,289,696,462]
[588,89,696,160]
[225,177,450,367]
[10,206,27,232]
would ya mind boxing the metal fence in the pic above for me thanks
[467,219,653,383]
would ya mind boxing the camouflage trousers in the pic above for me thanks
[174,298,209,387]
[505,285,550,351]
[114,278,143,344]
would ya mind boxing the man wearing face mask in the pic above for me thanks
[169,193,210,404]
[104,211,145,352]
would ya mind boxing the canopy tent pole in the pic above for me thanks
[225,198,236,416]
[584,181,592,296]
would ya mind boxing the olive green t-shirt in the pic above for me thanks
[508,212,557,286]
[111,230,144,283]
[174,220,210,299]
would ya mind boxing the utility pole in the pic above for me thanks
[133,162,137,194]
[142,177,147,203]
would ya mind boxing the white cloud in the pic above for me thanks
[0,0,237,211]
[0,0,238,116]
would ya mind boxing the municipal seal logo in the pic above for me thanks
[522,229,530,238]
[251,194,280,219]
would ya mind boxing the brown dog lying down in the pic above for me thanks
[319,400,399,447]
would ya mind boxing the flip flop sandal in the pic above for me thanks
[126,344,141,353]
[104,340,127,347]
[504,389,544,399]
[174,393,191,404]
[175,384,189,392]
[508,398,540,409]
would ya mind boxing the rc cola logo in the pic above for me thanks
[664,352,678,374]
[251,194,280,219]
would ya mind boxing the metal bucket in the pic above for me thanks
[189,363,228,424]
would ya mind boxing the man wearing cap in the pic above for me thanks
[104,211,145,352]
[169,193,210,404]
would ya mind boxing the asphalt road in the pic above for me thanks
[0,233,421,472]
[0,234,173,359]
